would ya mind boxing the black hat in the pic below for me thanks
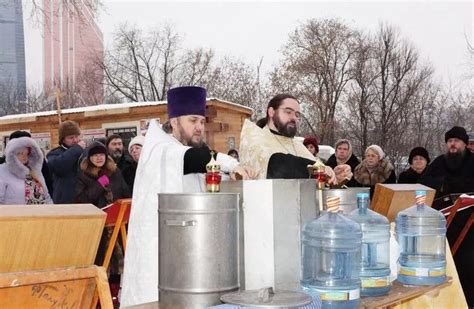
[87,142,107,158]
[408,147,430,165]
[445,126,468,145]
[9,130,31,140]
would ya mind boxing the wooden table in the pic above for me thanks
[127,278,453,309]
[361,277,452,308]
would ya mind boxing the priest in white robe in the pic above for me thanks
[121,86,255,307]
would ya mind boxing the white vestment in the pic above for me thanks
[120,120,238,306]
[239,119,316,179]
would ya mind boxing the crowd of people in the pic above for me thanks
[0,122,146,305]
[3,89,471,209]
[301,127,474,198]
[0,123,144,207]
[0,85,472,307]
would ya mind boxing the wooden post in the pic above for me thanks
[55,88,62,124]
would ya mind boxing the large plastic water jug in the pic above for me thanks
[395,190,447,285]
[301,201,362,309]
[348,193,391,296]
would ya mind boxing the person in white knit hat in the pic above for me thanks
[353,144,396,197]
[122,135,145,193]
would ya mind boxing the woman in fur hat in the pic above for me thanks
[353,144,397,197]
[75,141,130,208]
[398,147,430,184]
[0,137,52,204]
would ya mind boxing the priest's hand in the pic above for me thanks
[334,164,353,183]
[324,166,337,185]
[230,165,258,180]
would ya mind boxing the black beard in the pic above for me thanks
[444,150,465,170]
[273,114,297,138]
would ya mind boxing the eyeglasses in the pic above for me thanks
[277,107,301,120]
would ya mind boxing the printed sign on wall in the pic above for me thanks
[31,133,52,153]
[82,129,106,146]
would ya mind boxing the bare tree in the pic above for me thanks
[369,24,434,160]
[0,78,24,116]
[98,23,265,110]
[98,23,215,102]
[27,0,102,26]
[342,32,380,154]
[271,18,359,144]
[24,87,53,113]
[206,57,263,115]
[177,48,215,86]
[74,60,105,105]
[337,23,437,166]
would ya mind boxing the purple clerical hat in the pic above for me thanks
[167,86,207,118]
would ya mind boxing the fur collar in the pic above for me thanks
[5,137,43,179]
[80,156,117,178]
[354,158,394,185]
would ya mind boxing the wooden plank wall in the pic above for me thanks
[0,101,252,154]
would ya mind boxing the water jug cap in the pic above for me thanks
[415,190,426,196]
[415,190,426,205]
[357,193,369,199]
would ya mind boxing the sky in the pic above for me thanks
[23,1,473,90]
[97,0,473,89]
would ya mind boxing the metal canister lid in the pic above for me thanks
[220,287,312,308]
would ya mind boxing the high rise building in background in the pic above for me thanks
[0,0,27,110]
[43,0,104,105]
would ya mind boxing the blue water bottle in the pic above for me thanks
[348,193,391,296]
[301,197,362,309]
[396,190,447,285]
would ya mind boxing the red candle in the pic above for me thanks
[206,172,222,192]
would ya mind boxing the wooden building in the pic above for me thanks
[0,98,253,155]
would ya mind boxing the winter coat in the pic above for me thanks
[47,144,84,204]
[116,154,134,174]
[0,137,53,204]
[420,150,474,198]
[398,167,425,184]
[122,161,138,193]
[0,151,53,194]
[75,156,131,208]
[326,153,361,187]
[353,158,397,197]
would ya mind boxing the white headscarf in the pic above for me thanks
[366,144,385,160]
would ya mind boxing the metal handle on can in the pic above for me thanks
[165,219,197,227]
[258,287,274,302]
